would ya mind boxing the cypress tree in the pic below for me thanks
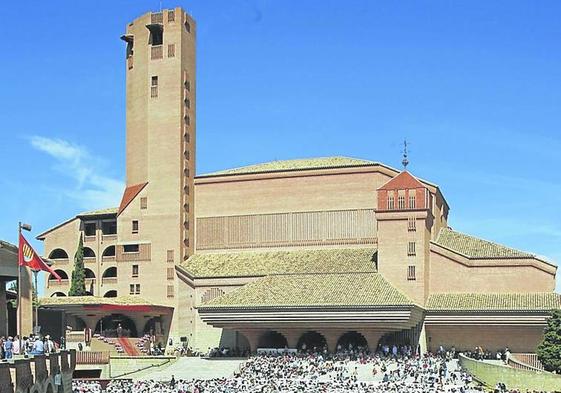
[537,309,561,373]
[69,234,87,296]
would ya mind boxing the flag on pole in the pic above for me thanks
[18,234,61,281]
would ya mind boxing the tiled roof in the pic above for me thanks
[200,272,413,309]
[0,240,17,252]
[435,228,534,259]
[180,247,377,278]
[200,156,377,176]
[426,293,561,311]
[118,182,148,215]
[39,295,158,306]
[77,207,118,217]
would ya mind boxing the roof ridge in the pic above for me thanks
[199,156,379,177]
[435,227,534,258]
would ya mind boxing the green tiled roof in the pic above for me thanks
[200,156,377,176]
[426,293,561,311]
[200,272,413,309]
[435,228,534,259]
[39,295,161,307]
[181,247,377,278]
[78,207,118,217]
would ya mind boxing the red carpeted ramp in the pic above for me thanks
[118,337,141,356]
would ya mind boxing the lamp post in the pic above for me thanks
[18,222,32,336]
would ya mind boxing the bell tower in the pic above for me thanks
[375,170,433,305]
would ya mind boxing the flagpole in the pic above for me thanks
[18,221,32,337]
[17,222,22,337]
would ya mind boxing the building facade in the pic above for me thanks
[38,8,560,355]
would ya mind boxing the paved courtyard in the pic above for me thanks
[135,358,246,381]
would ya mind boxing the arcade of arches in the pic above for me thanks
[237,328,418,353]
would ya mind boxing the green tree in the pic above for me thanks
[537,309,561,373]
[68,234,87,296]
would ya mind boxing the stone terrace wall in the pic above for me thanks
[0,350,76,393]
[459,353,561,391]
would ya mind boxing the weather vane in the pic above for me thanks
[402,139,409,170]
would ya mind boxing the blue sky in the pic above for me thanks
[0,0,560,292]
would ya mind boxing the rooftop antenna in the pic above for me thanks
[402,139,409,170]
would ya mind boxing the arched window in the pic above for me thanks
[84,268,96,279]
[103,290,117,298]
[102,267,117,278]
[83,247,96,258]
[102,246,115,257]
[49,270,68,281]
[48,249,68,259]
[51,292,66,297]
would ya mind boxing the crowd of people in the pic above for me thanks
[0,333,62,359]
[69,347,550,393]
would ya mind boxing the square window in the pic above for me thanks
[129,284,135,295]
[408,217,416,232]
[132,220,139,234]
[84,223,96,236]
[135,284,141,294]
[123,244,139,253]
[132,265,139,278]
[407,266,416,281]
[407,242,416,256]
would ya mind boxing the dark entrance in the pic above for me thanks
[95,314,137,337]
[257,331,288,349]
[336,331,368,351]
[297,331,327,352]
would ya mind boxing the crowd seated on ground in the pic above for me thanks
[70,343,559,393]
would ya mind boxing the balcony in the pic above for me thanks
[102,234,117,242]
[51,258,69,264]
[101,277,117,285]
[47,279,69,288]
[151,45,163,60]
[84,235,96,243]
[84,257,97,264]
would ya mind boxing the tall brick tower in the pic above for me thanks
[116,8,196,338]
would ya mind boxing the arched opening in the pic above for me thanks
[102,245,116,257]
[51,292,66,297]
[48,248,68,259]
[83,247,96,258]
[84,268,96,278]
[143,316,164,336]
[103,290,117,298]
[49,269,68,281]
[46,383,54,393]
[257,331,288,349]
[95,314,138,337]
[297,331,327,352]
[102,267,117,278]
[336,331,368,352]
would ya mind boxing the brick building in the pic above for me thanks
[37,8,559,355]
